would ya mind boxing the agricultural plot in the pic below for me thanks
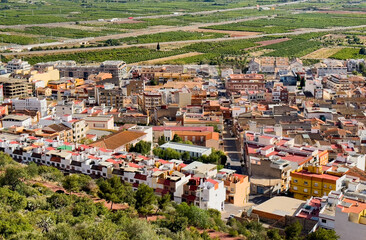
[330,48,366,60]
[109,31,227,45]
[302,48,343,59]
[203,13,366,34]
[0,0,280,25]
[0,33,54,45]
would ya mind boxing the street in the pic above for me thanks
[222,123,243,174]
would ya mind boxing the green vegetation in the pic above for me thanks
[0,33,54,45]
[6,47,188,65]
[129,140,152,155]
[204,13,366,34]
[0,147,341,239]
[0,0,283,25]
[107,31,227,45]
[20,26,123,39]
[330,47,366,60]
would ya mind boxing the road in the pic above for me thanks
[222,123,243,174]
[5,23,366,58]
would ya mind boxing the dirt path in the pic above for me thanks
[198,229,244,240]
[245,37,290,51]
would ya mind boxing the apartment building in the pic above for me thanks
[12,98,48,117]
[290,166,345,200]
[6,59,31,73]
[1,114,32,128]
[142,92,163,111]
[225,73,266,93]
[325,75,351,92]
[0,78,31,99]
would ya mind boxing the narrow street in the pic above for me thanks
[222,123,243,174]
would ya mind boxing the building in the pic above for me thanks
[252,196,305,223]
[96,87,125,108]
[142,92,163,111]
[0,78,31,99]
[89,130,148,151]
[85,115,114,130]
[248,57,291,74]
[6,59,31,73]
[217,171,250,206]
[325,75,351,92]
[182,177,226,211]
[160,142,212,158]
[226,73,266,93]
[42,123,73,142]
[39,60,127,86]
[1,114,32,128]
[12,98,48,117]
[290,166,345,200]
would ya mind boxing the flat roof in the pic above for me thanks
[160,142,211,153]
[253,196,305,217]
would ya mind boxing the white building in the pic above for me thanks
[6,59,31,73]
[12,97,48,117]
[1,114,32,128]
[195,179,226,211]
[160,142,212,158]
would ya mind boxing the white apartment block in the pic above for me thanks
[12,97,48,117]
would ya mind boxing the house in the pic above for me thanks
[89,130,147,151]
[217,171,250,206]
[85,115,114,130]
[42,123,73,142]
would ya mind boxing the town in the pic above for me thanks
[0,55,366,239]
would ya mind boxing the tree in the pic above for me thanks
[26,162,39,178]
[0,167,27,191]
[157,194,171,213]
[300,77,305,89]
[0,152,15,169]
[129,141,151,155]
[285,221,302,240]
[172,134,183,143]
[134,184,156,216]
[0,187,27,211]
[182,151,191,161]
[267,228,283,240]
[307,228,339,240]
[156,42,160,51]
[359,47,366,55]
[97,176,135,210]
[62,174,81,193]
[158,136,166,146]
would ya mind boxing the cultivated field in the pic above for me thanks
[302,48,343,59]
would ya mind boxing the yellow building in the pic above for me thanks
[290,166,345,200]
[13,66,59,86]
[223,173,250,206]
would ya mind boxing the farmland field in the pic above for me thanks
[111,31,228,45]
[330,48,366,60]
[203,13,366,34]
[0,0,284,25]
[302,48,343,59]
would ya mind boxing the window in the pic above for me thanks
[293,186,298,190]
[304,188,308,193]
[321,219,327,223]
[329,185,332,189]
[304,181,308,185]
[324,184,327,188]
[314,182,318,187]
[314,190,318,194]
[293,179,298,183]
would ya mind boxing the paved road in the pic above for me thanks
[222,123,243,174]
[5,23,366,57]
